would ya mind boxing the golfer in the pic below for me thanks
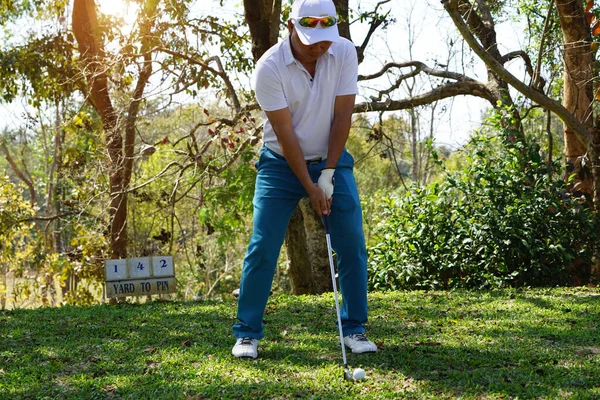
[232,0,377,359]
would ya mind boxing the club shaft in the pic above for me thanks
[325,231,347,366]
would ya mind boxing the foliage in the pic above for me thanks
[368,114,599,290]
[125,103,259,300]
[1,288,599,398]
[0,175,34,308]
[348,114,415,191]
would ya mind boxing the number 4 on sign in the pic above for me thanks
[129,257,150,279]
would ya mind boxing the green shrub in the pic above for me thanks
[368,122,598,290]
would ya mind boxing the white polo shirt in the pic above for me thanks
[251,36,358,160]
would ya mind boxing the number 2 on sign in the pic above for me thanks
[160,259,167,268]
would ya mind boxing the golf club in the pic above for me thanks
[323,215,357,382]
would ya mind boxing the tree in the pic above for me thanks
[71,0,159,259]
[441,0,600,280]
[2,0,265,303]
[70,0,262,262]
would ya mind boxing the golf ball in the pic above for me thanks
[352,368,366,380]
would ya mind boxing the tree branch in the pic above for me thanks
[355,0,391,64]
[442,0,593,146]
[499,50,535,78]
[0,141,36,207]
[354,80,497,112]
[532,2,554,90]
[158,47,241,113]
[359,61,477,82]
[123,2,158,189]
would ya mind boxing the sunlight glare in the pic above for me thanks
[98,0,138,24]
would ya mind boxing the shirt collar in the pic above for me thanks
[283,36,335,66]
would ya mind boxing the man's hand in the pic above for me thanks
[318,168,335,199]
[307,184,330,217]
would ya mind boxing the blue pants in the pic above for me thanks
[233,146,368,339]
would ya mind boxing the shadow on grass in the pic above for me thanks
[1,291,599,399]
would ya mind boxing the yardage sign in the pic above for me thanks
[105,256,175,298]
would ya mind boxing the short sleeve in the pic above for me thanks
[251,61,289,112]
[336,40,358,96]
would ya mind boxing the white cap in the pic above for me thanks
[290,0,340,45]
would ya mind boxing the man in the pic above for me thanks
[232,0,377,359]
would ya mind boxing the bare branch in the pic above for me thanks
[359,61,476,82]
[158,47,241,113]
[354,80,497,112]
[533,3,554,90]
[126,161,185,193]
[499,51,535,78]
[20,212,81,223]
[355,1,391,64]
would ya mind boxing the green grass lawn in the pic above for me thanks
[1,288,599,399]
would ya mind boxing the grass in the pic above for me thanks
[1,288,599,399]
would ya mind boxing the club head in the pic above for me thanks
[343,368,354,381]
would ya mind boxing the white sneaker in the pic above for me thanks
[343,333,377,354]
[232,337,258,359]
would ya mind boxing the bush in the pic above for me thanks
[368,122,598,290]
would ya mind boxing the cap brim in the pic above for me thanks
[295,24,340,45]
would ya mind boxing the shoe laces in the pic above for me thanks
[239,337,254,345]
[349,333,368,342]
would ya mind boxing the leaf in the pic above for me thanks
[593,20,600,36]
[585,0,594,13]
[586,12,594,25]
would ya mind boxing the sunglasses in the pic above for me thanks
[294,16,337,28]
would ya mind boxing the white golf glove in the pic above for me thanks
[317,168,335,200]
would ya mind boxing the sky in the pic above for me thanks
[0,0,528,148]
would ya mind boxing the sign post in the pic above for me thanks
[105,256,175,298]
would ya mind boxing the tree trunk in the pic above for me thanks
[285,199,333,294]
[244,0,281,62]
[72,0,126,259]
[555,0,595,201]
[555,0,600,282]
[333,0,351,41]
